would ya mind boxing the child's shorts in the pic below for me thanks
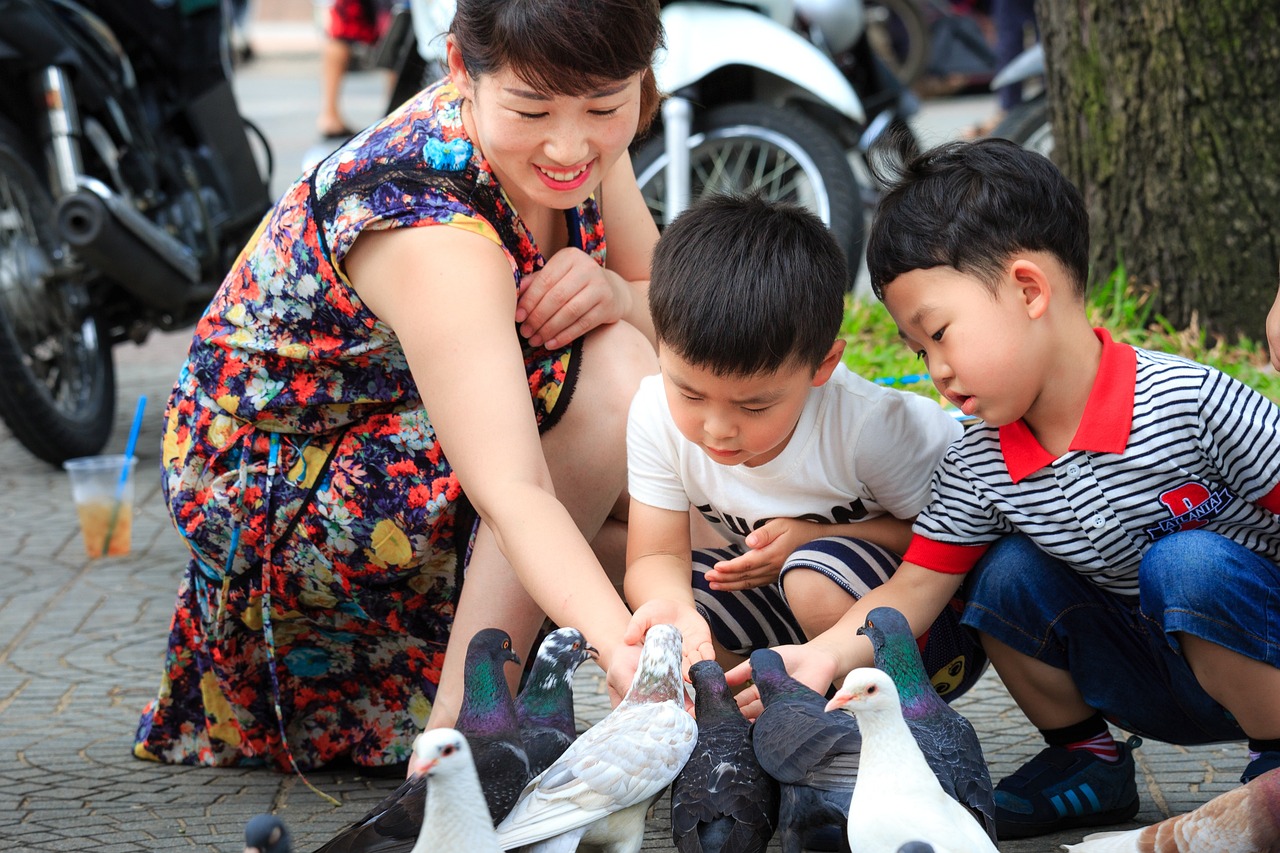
[328,0,384,45]
[962,530,1280,745]
[691,535,987,700]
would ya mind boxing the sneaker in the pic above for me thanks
[1241,750,1280,784]
[994,735,1142,839]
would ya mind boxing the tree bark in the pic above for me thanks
[1038,0,1280,342]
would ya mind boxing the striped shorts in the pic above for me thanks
[691,535,986,700]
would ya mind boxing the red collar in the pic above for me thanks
[999,328,1136,483]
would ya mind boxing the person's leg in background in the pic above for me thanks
[964,0,1037,137]
[318,0,380,138]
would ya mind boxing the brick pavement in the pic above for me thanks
[0,17,1253,853]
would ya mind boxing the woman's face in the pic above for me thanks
[450,48,644,214]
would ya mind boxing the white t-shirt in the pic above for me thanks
[627,364,964,549]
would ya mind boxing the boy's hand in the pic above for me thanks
[706,518,822,590]
[1268,282,1280,371]
[624,598,716,684]
[724,641,842,719]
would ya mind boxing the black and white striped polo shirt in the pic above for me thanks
[904,330,1280,596]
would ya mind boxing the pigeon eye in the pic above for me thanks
[442,744,456,756]
[867,685,877,694]
[572,642,581,650]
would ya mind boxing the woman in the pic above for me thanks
[134,0,663,773]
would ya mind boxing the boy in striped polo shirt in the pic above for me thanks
[726,139,1280,839]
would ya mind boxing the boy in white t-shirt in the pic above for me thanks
[622,193,983,699]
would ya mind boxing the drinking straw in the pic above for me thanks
[102,395,147,557]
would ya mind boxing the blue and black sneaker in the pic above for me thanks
[1242,750,1280,784]
[993,735,1142,839]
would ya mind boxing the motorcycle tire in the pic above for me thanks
[865,0,931,86]
[633,103,865,284]
[0,128,115,467]
[991,96,1053,159]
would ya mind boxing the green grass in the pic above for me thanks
[840,266,1280,406]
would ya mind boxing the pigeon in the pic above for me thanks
[671,659,780,853]
[1059,765,1280,851]
[405,728,502,853]
[494,623,698,853]
[312,627,529,853]
[748,647,861,853]
[825,667,999,853]
[516,627,597,777]
[898,844,940,853]
[860,606,996,841]
[244,813,292,853]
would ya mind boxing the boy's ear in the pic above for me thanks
[811,340,847,386]
[1008,257,1051,320]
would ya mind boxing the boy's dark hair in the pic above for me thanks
[866,138,1089,299]
[649,193,849,376]
[451,0,663,133]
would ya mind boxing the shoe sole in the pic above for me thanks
[995,795,1140,840]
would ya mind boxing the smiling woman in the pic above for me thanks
[133,0,668,778]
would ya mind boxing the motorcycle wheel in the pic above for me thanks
[633,103,865,283]
[0,130,115,466]
[865,0,931,85]
[991,96,1053,159]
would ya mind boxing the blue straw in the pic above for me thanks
[102,395,147,556]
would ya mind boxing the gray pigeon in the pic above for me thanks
[405,728,501,853]
[859,607,996,841]
[898,844,939,853]
[495,623,698,853]
[825,668,998,853]
[311,628,528,853]
[748,647,860,853]
[244,813,291,853]
[516,627,597,776]
[671,659,779,853]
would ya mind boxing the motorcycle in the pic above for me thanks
[0,0,271,466]
[635,0,921,275]
[989,42,1051,157]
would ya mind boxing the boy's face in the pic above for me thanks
[882,264,1045,427]
[658,345,841,468]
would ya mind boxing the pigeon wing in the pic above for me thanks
[907,713,996,838]
[672,719,777,852]
[496,701,697,848]
[753,699,861,788]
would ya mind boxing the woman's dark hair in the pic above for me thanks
[866,137,1090,299]
[649,193,849,376]
[451,0,663,133]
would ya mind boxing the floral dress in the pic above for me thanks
[134,79,606,772]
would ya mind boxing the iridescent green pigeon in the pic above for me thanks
[515,627,597,777]
[859,606,996,842]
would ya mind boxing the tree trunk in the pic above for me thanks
[1038,0,1280,342]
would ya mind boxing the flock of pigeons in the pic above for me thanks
[243,612,1280,853]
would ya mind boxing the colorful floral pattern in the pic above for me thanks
[134,80,603,771]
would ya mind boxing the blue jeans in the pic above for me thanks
[962,531,1280,745]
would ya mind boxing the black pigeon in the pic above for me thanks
[515,627,596,776]
[244,813,292,853]
[311,628,529,853]
[860,606,997,842]
[749,648,861,853]
[671,660,779,853]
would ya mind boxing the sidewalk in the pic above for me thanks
[0,19,1250,853]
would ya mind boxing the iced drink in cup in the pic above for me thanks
[64,454,137,557]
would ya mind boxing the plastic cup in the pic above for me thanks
[64,454,137,558]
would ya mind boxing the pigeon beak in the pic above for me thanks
[855,626,868,637]
[584,642,599,661]
[824,689,855,714]
[407,752,438,780]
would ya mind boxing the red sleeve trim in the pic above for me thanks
[1259,481,1280,515]
[903,536,990,574]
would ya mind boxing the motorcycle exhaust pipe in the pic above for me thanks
[55,177,205,317]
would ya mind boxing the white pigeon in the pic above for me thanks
[408,727,502,853]
[495,623,698,853]
[825,668,999,853]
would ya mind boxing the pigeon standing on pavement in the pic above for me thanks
[826,667,999,853]
[748,647,861,853]
[516,627,597,777]
[495,623,698,853]
[243,813,291,853]
[860,607,996,841]
[1060,765,1280,851]
[405,728,502,853]
[671,659,779,853]
[312,627,529,853]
